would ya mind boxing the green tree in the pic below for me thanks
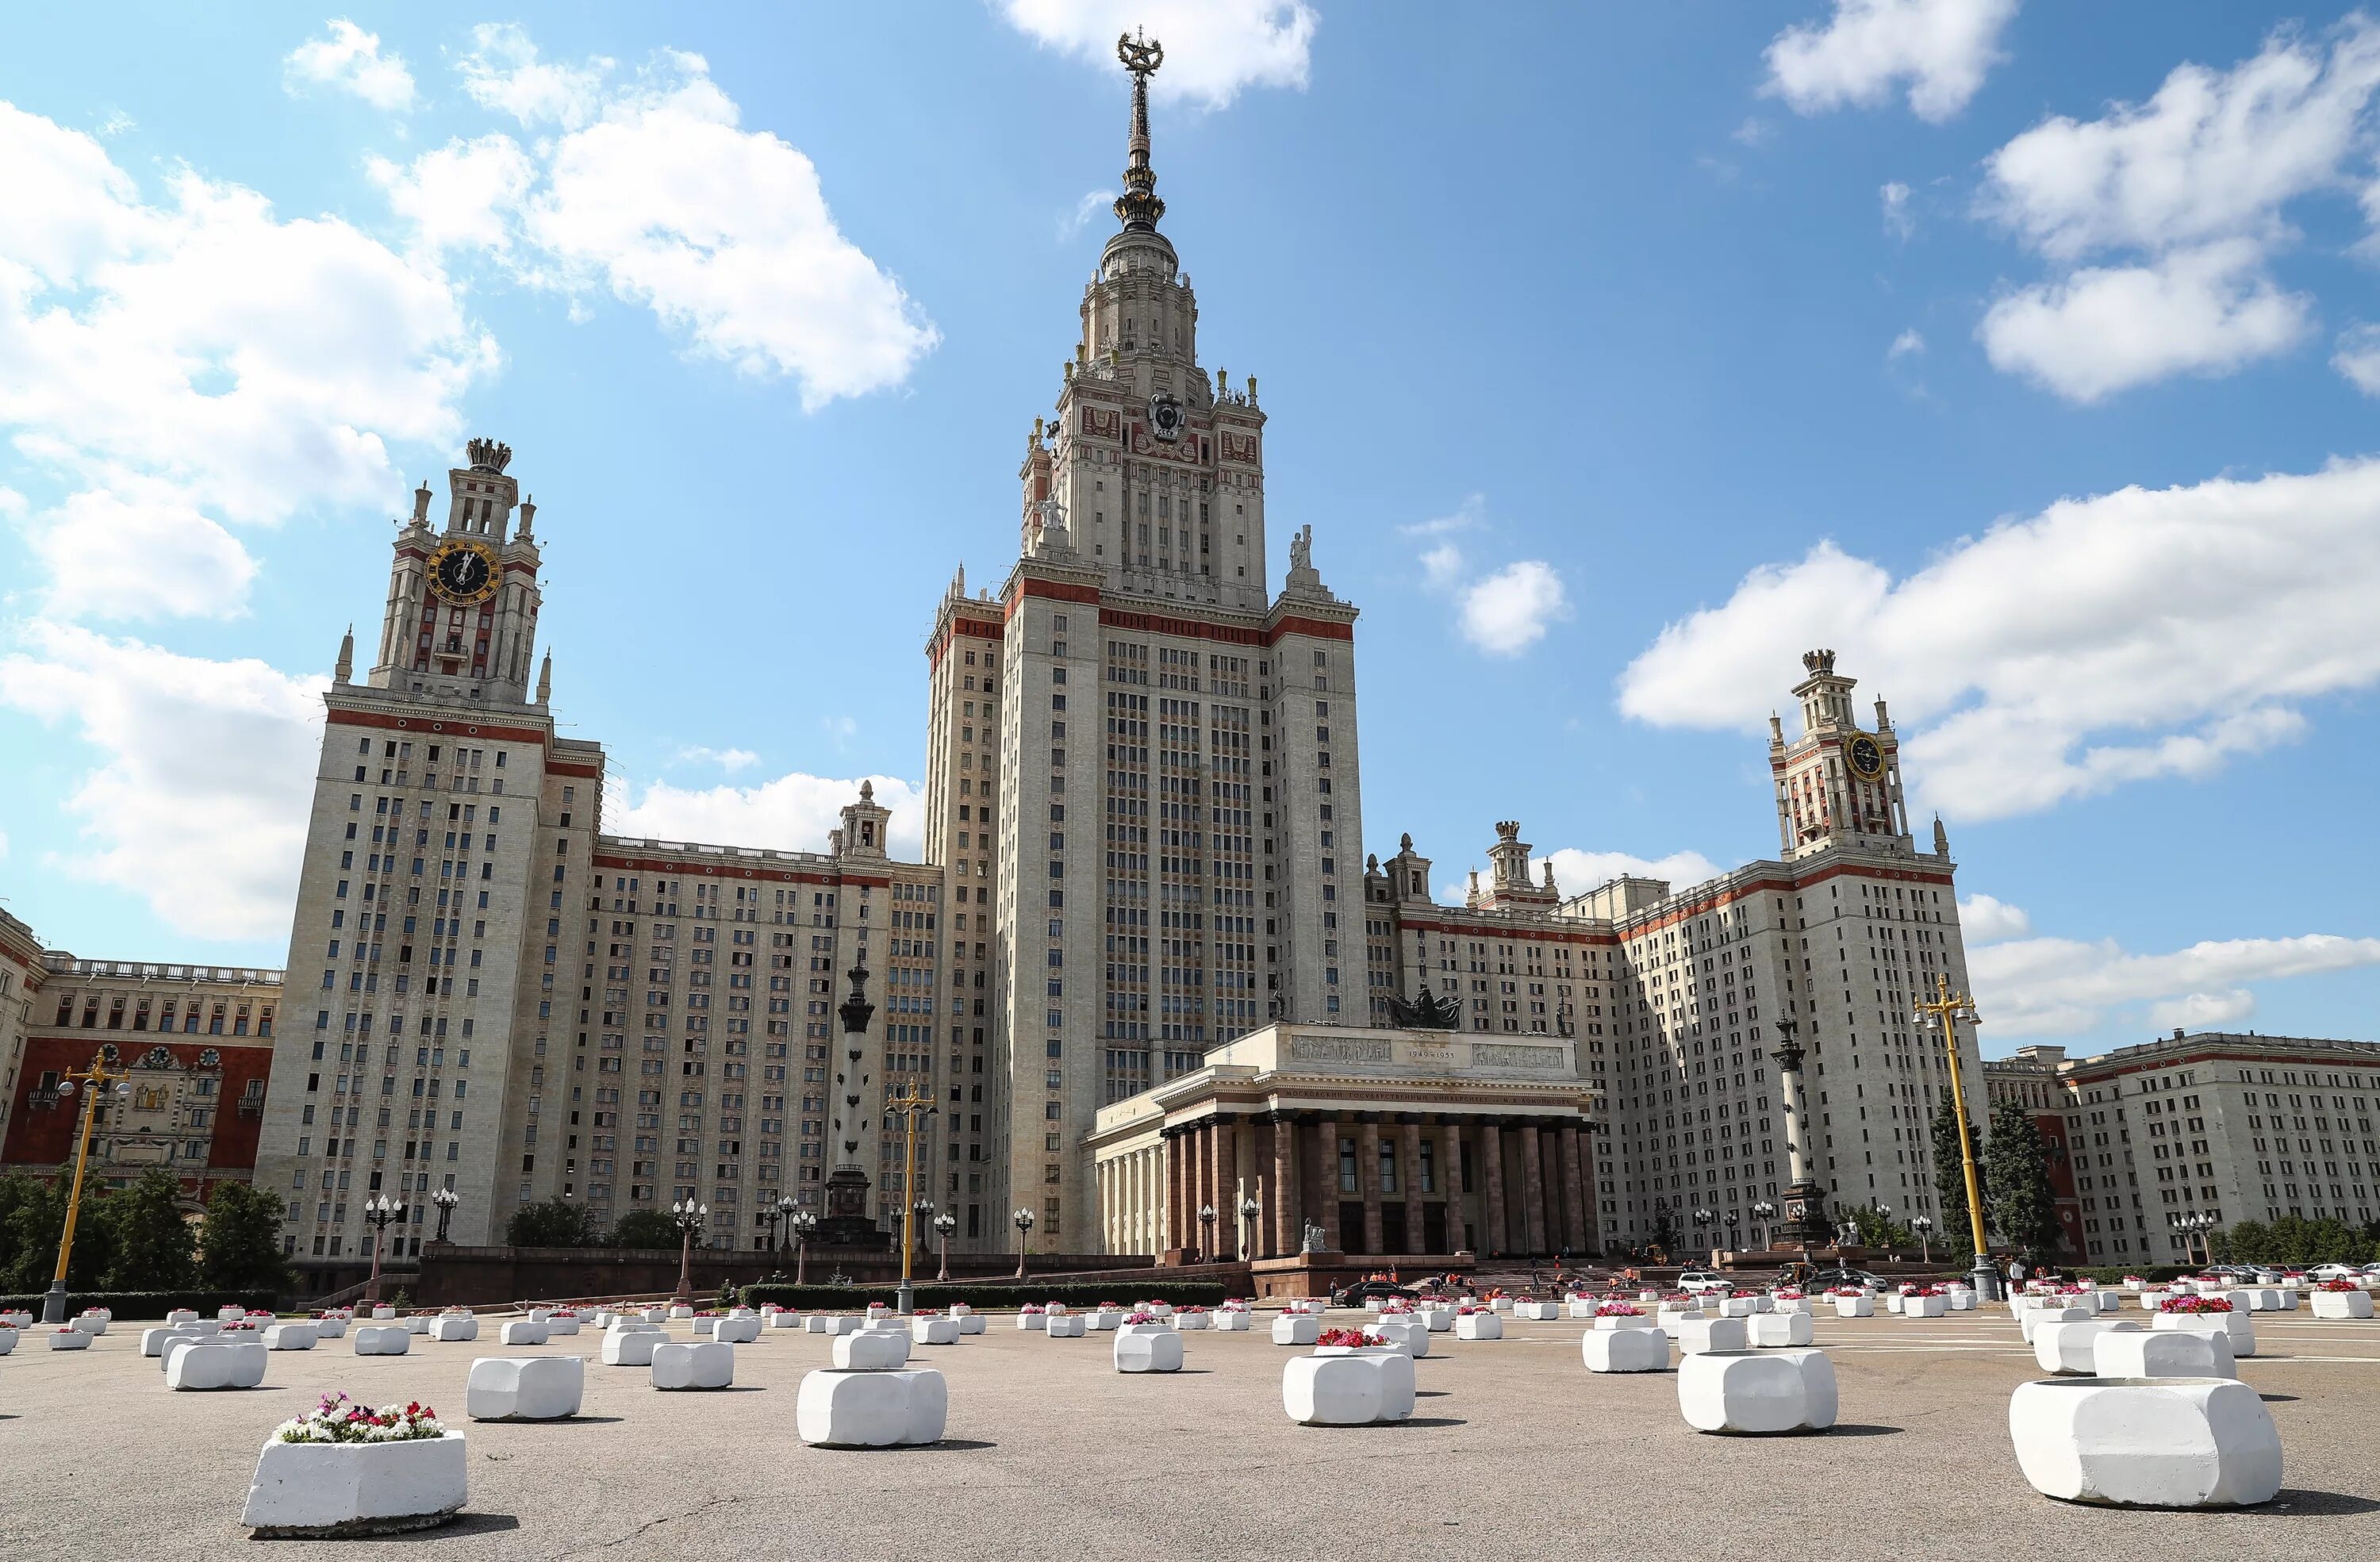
[1983,1100,2063,1262]
[505,1195,597,1248]
[98,1168,196,1291]
[1929,1091,1988,1259]
[1844,1204,1913,1251]
[609,1208,679,1249]
[0,1170,44,1282]
[2,1175,114,1293]
[198,1180,294,1291]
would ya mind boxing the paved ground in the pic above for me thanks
[7,1306,2379,1560]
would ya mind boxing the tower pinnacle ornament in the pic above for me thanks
[1112,29,1165,232]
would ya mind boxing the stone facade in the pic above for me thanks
[1987,1032,2380,1266]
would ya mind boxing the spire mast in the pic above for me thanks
[1112,29,1166,232]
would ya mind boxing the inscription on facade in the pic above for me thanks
[1469,1043,1564,1070]
[1288,1035,1392,1065]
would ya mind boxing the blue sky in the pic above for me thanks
[4,0,2379,1059]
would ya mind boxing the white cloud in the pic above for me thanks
[1764,0,2017,123]
[997,0,1318,109]
[1459,561,1569,657]
[2334,321,2380,393]
[25,478,256,620]
[1418,542,1464,588]
[1733,117,1775,148]
[1978,240,2313,402]
[1973,18,2380,401]
[676,746,759,773]
[1058,189,1113,241]
[1399,493,1484,539]
[1881,179,1914,238]
[1958,893,2031,944]
[456,23,611,129]
[386,37,939,411]
[285,19,416,112]
[0,100,493,621]
[1971,931,2380,1038]
[0,624,324,940]
[1617,457,2380,819]
[606,770,925,862]
[1888,327,1925,359]
[1537,847,1726,900]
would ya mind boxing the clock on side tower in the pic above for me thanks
[368,438,546,708]
[1769,647,1910,858]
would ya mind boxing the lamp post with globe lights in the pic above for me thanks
[429,1186,459,1244]
[1012,1207,1036,1280]
[1724,1210,1741,1256]
[1692,1207,1715,1264]
[1751,1199,1778,1253]
[933,1210,958,1283]
[2171,1209,2217,1267]
[670,1198,707,1302]
[40,1050,133,1323]
[361,1193,407,1307]
[789,1210,818,1285]
[1911,1214,1935,1267]
[1198,1203,1218,1264]
[1239,1193,1261,1261]
[884,1084,939,1315]
[1914,973,1999,1300]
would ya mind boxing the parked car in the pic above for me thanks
[2307,1264,2362,1282]
[1328,1279,1418,1307]
[1808,1268,1892,1291]
[1676,1270,1732,1295]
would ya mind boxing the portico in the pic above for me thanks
[1088,1023,1599,1278]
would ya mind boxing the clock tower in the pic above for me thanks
[1769,648,1910,858]
[371,438,546,708]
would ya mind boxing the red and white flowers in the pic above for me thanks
[273,1392,446,1445]
[2159,1295,2234,1314]
[1315,1327,1372,1349]
[1595,1302,1644,1317]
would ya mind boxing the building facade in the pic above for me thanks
[1987,1031,2380,1267]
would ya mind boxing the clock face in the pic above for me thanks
[1847,735,1886,781]
[1146,392,1184,443]
[428,540,499,605]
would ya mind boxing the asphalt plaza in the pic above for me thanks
[6,1306,2378,1560]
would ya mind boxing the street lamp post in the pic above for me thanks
[1871,1202,1893,1256]
[912,1199,937,1265]
[1692,1207,1715,1263]
[1911,1215,1935,1267]
[1238,1193,1261,1261]
[1915,973,2000,1301]
[1723,1211,1741,1256]
[429,1187,459,1244]
[933,1211,957,1284]
[885,1085,939,1315]
[2171,1210,2217,1267]
[670,1198,707,1302]
[40,1050,133,1324]
[361,1193,407,1307]
[1012,1207,1036,1280]
[1751,1199,1777,1253]
[1198,1203,1218,1264]
[789,1210,818,1286]
[770,1193,797,1253]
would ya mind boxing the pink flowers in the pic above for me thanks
[1595,1302,1643,1316]
[1315,1327,1372,1349]
[2159,1295,2234,1314]
[274,1392,446,1445]
[1020,1304,1046,1314]
[1123,1311,1157,1326]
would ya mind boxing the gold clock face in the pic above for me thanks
[1847,734,1886,781]
[428,539,500,605]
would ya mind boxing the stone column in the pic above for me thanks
[1211,1115,1237,1258]
[1308,1115,1341,1250]
[1520,1120,1549,1254]
[1480,1120,1507,1257]
[1443,1119,1470,1252]
[1357,1115,1384,1255]
[1165,1127,1188,1255]
[1559,1120,1590,1253]
[1272,1114,1297,1258]
[1398,1116,1424,1255]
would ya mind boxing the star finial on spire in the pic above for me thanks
[1112,29,1166,232]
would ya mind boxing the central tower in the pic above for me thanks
[926,34,1364,1253]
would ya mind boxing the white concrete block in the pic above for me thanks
[1514,1301,1560,1320]
[1831,1295,1875,1318]
[2313,1290,2374,1319]
[351,1325,410,1356]
[2154,1311,2256,1357]
[599,1327,662,1366]
[2034,1319,2140,1376]
[429,1316,478,1342]
[2094,1327,2234,1380]
[1749,1312,1814,1348]
[497,1320,549,1347]
[1282,1350,1416,1424]
[1583,1325,1671,1373]
[834,1329,912,1370]
[796,1368,947,1447]
[1454,1311,1503,1341]
[1678,1349,1838,1434]
[1272,1314,1321,1345]
[466,1355,583,1420]
[712,1315,761,1344]
[167,1340,268,1390]
[2009,1377,2282,1507]
[651,1340,735,1390]
[263,1322,318,1352]
[1363,1319,1430,1357]
[240,1433,467,1537]
[910,1315,958,1345]
[1676,1316,1752,1356]
[1045,1314,1088,1337]
[1114,1323,1185,1372]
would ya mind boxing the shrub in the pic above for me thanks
[0,1288,278,1320]
[739,1280,1230,1311]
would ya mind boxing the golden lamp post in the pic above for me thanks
[1914,973,2001,1301]
[42,1050,135,1323]
[884,1082,939,1315]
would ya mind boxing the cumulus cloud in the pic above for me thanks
[1459,562,1569,657]
[997,0,1318,109]
[0,624,325,939]
[1418,542,1464,588]
[676,746,759,773]
[1537,847,1726,900]
[1058,189,1113,241]
[381,33,939,411]
[1617,458,2380,819]
[1975,17,2380,400]
[1958,893,2031,944]
[1881,180,1914,238]
[0,99,493,622]
[1764,0,2018,123]
[1971,931,2380,1038]
[607,770,926,862]
[1888,328,1925,359]
[2334,321,2380,393]
[284,19,416,112]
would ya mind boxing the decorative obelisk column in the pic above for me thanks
[1769,1018,1829,1252]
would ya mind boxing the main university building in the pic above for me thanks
[8,53,2376,1282]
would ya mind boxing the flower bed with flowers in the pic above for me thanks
[2318,1280,2360,1293]
[1316,1327,1373,1349]
[2160,1295,2235,1314]
[276,1394,446,1444]
[1020,1304,1045,1314]
[1827,1287,1865,1298]
[1596,1302,1643,1317]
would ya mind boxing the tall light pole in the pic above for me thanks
[789,1210,818,1286]
[1724,1210,1741,1256]
[1238,1193,1261,1261]
[885,1084,938,1315]
[1751,1199,1777,1253]
[361,1193,406,1306]
[1012,1207,1036,1280]
[1911,1214,1935,1266]
[1198,1202,1218,1264]
[670,1198,707,1302]
[40,1051,132,1323]
[2171,1209,2217,1267]
[430,1186,459,1245]
[1693,1206,1715,1263]
[933,1210,957,1284]
[767,1193,797,1253]
[1915,973,1998,1300]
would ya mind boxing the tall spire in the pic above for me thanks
[1111,29,1165,232]
[334,624,354,685]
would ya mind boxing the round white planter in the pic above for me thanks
[2009,1376,2282,1507]
[241,1433,467,1537]
[1678,1349,1838,1434]
[1282,1349,1415,1424]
